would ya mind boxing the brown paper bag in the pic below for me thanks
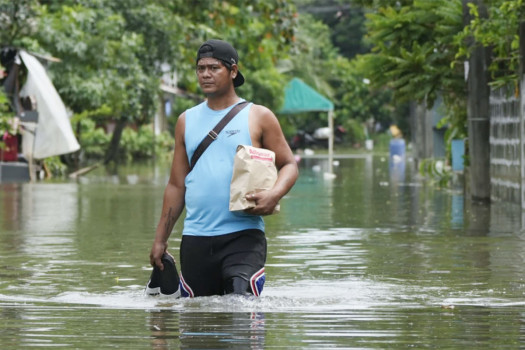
[229,145,280,213]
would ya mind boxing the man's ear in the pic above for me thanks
[231,64,239,79]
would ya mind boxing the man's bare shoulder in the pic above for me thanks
[250,103,271,113]
[249,103,277,121]
[174,111,186,139]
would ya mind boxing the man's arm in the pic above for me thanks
[150,113,189,270]
[246,105,298,215]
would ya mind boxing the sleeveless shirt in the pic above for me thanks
[183,100,265,236]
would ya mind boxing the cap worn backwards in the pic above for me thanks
[196,39,245,87]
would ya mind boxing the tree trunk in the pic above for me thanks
[463,0,491,202]
[104,116,127,165]
[410,101,433,170]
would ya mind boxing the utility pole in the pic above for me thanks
[463,0,491,202]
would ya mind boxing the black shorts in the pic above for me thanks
[179,229,267,297]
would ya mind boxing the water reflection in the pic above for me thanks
[148,310,180,348]
[451,193,464,227]
[20,183,78,256]
[389,156,406,184]
[283,157,336,230]
[1,184,22,231]
[177,311,265,349]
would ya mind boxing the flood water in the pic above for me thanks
[1,154,525,349]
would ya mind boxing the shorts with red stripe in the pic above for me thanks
[179,229,267,297]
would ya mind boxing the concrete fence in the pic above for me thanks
[489,82,524,207]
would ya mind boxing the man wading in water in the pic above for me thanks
[149,39,298,297]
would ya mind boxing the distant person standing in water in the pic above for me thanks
[149,39,298,297]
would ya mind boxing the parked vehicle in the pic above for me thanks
[289,125,346,150]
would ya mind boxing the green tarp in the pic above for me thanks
[279,78,336,176]
[280,78,334,113]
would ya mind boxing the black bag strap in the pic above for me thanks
[189,101,249,172]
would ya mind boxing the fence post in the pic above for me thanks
[463,0,491,202]
[519,21,525,210]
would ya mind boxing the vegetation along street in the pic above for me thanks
[1,0,523,199]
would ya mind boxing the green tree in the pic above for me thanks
[34,3,157,163]
[360,0,465,107]
[1,0,298,164]
[357,0,468,142]
[456,0,525,89]
[0,0,38,47]
[357,0,525,152]
[277,11,394,143]
[295,0,371,59]
[169,0,298,112]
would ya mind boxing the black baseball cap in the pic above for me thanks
[196,39,245,87]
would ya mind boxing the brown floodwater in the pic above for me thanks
[1,154,524,349]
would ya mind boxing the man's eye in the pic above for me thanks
[211,66,220,71]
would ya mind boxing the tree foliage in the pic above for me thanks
[36,4,154,120]
[0,0,299,162]
[360,0,466,107]
[355,0,468,144]
[0,0,38,46]
[295,0,371,59]
[0,87,12,138]
[357,0,525,144]
[4,0,522,165]
[1,0,298,120]
[456,0,525,89]
[281,6,399,138]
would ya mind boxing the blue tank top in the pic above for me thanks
[183,100,264,236]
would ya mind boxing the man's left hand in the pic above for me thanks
[244,191,278,216]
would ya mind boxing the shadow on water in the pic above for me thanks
[1,156,525,348]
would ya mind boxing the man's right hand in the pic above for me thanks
[150,241,168,270]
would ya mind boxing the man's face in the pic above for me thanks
[196,57,235,95]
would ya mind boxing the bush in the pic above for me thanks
[77,118,111,159]
[0,88,14,149]
[119,125,173,161]
[342,118,367,146]
[43,156,68,177]
[372,132,391,152]
[76,119,173,162]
